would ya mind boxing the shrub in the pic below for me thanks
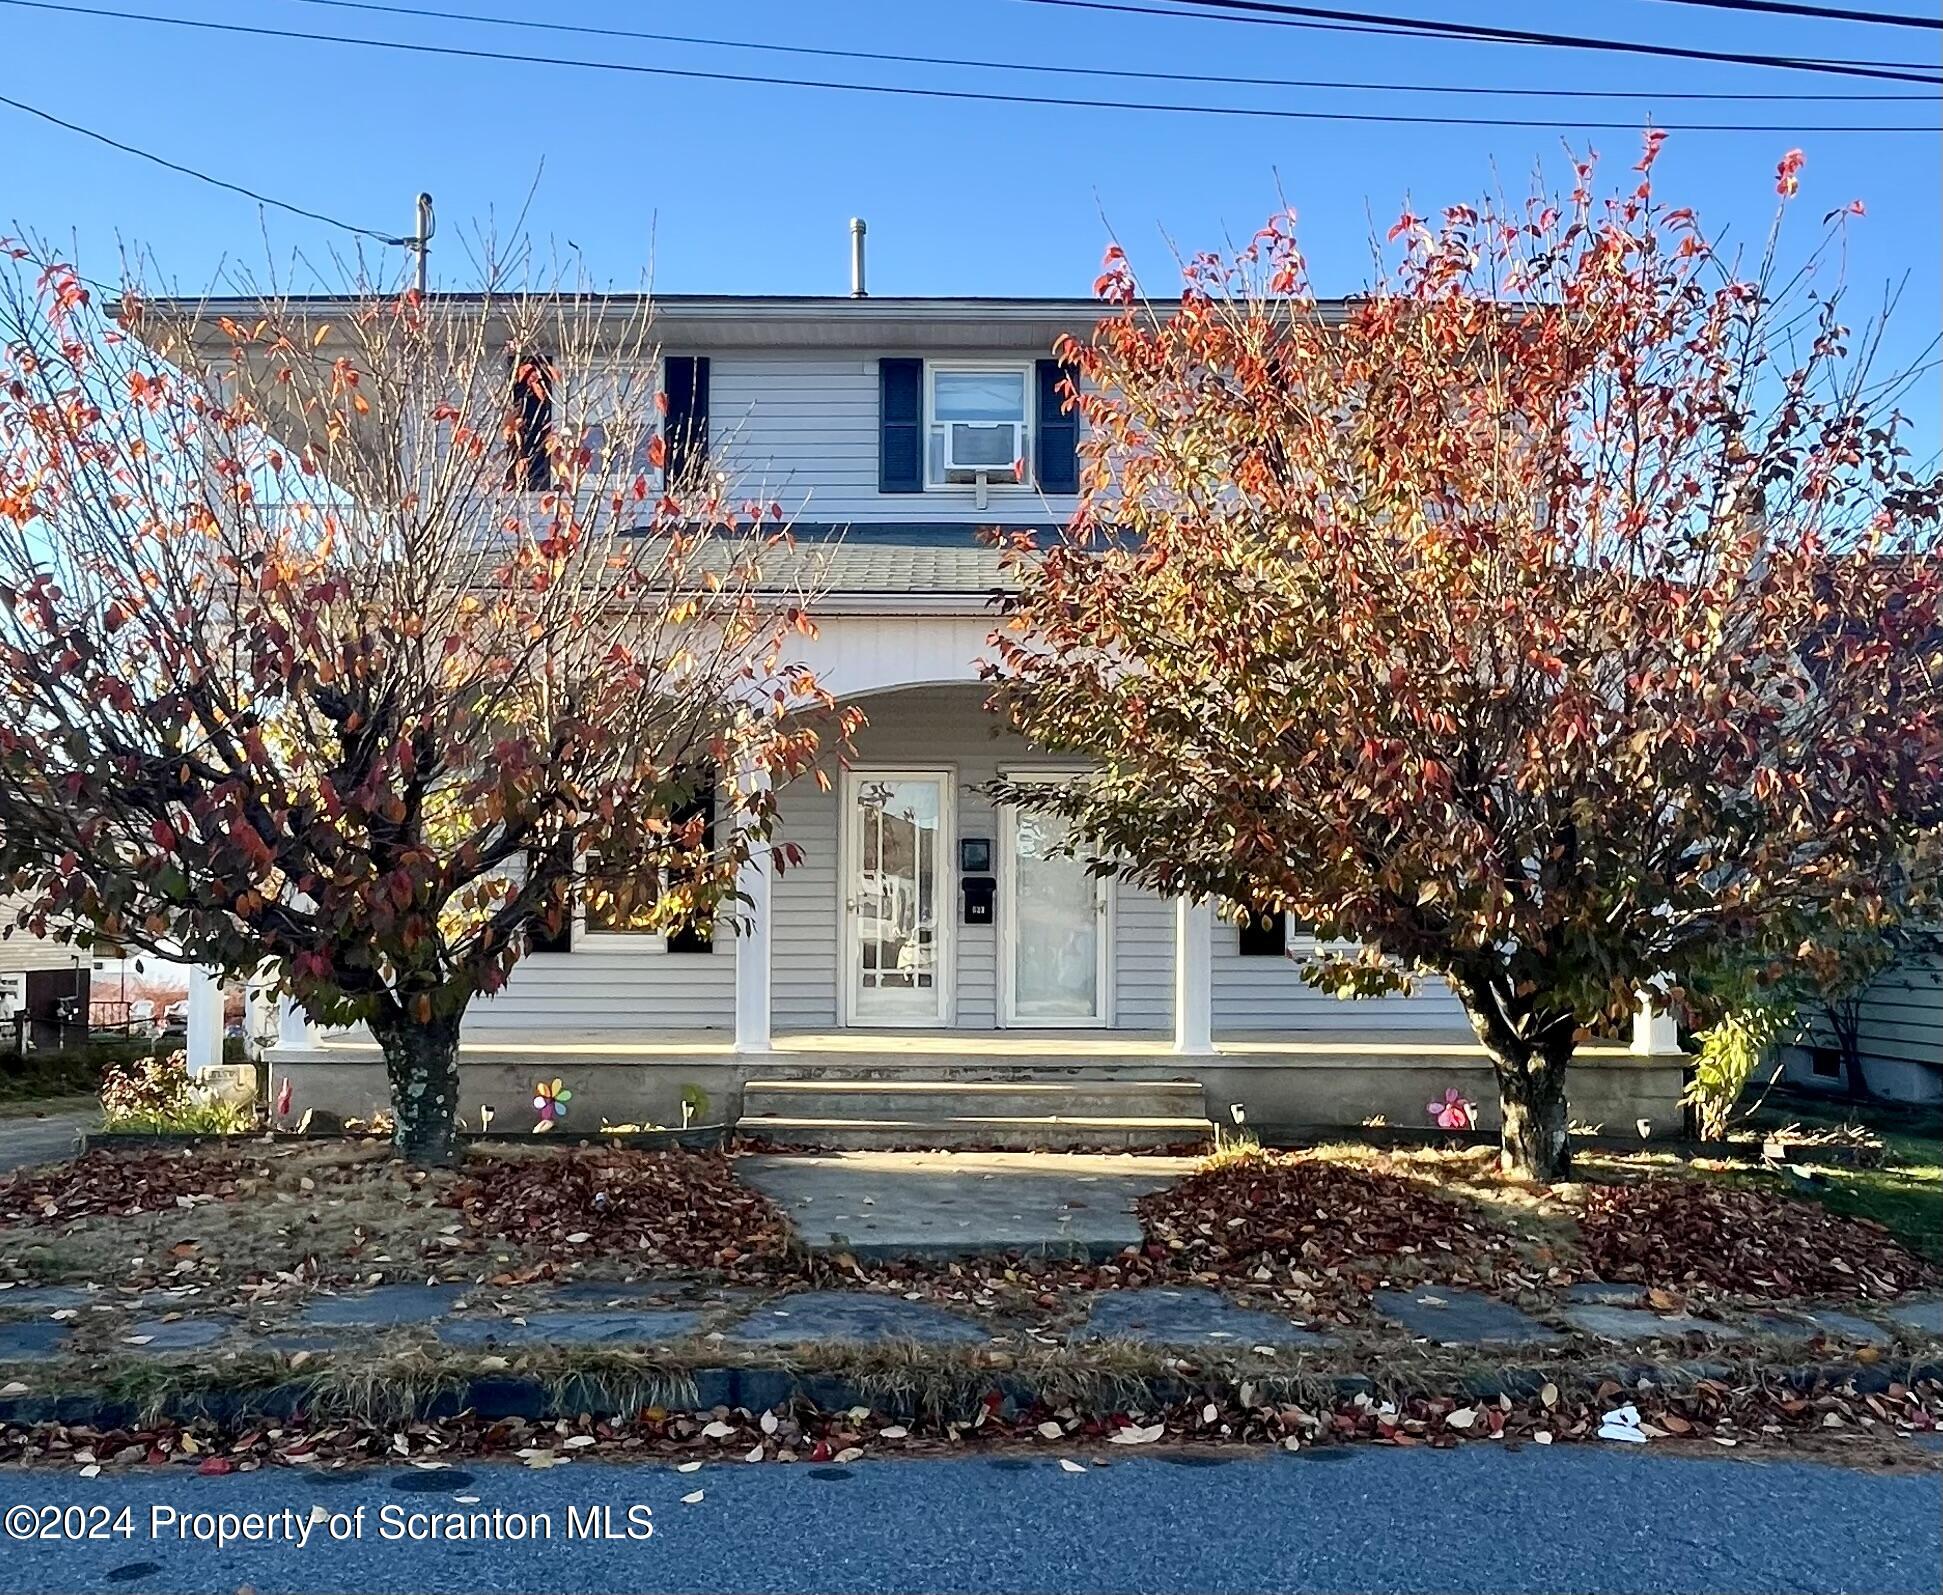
[1684,1003,1797,1141]
[99,1051,251,1134]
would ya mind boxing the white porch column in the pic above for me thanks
[276,992,314,1051]
[733,761,774,1055]
[1631,991,1680,1055]
[184,966,223,1077]
[1172,896,1214,1055]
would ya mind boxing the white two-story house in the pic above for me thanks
[178,269,1687,1144]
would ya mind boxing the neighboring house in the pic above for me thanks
[1784,954,1943,1107]
[155,279,1688,1141]
[0,896,91,1051]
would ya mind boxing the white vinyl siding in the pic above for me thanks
[469,940,736,1032]
[1210,924,1472,1033]
[1844,954,1943,1068]
[708,352,1079,525]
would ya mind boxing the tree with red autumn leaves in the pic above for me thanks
[0,246,838,1161]
[990,140,1942,1179]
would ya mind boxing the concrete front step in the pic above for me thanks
[736,1112,1214,1152]
[741,1077,1208,1124]
[734,1095,1204,1142]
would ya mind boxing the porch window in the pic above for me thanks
[1237,904,1289,958]
[581,778,718,951]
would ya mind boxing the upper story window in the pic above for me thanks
[506,354,555,492]
[927,364,1030,489]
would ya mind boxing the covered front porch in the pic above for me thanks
[265,1021,1689,1143]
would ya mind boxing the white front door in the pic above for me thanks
[1000,787,1110,1028]
[843,770,952,1026]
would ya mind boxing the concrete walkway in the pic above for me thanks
[736,1150,1193,1260]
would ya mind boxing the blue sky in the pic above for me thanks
[4,0,1939,437]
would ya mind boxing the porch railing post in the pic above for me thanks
[1631,990,1680,1055]
[1173,895,1214,1055]
[184,966,224,1076]
[276,992,314,1051]
[734,759,774,1055]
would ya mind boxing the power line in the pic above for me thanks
[276,0,1935,101]
[3,0,1937,133]
[0,90,403,242]
[1642,0,1941,30]
[1016,0,1942,82]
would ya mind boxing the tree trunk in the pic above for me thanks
[1832,1005,1871,1103]
[1449,973,1577,1182]
[369,1006,464,1164]
[1495,1055,1572,1181]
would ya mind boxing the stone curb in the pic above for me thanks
[3,1357,1936,1434]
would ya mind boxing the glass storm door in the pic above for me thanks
[1002,799,1108,1027]
[846,772,950,1025]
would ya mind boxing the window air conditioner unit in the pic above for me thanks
[942,420,1023,483]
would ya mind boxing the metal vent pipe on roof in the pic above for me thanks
[849,217,867,298]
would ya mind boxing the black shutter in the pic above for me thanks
[1237,906,1288,958]
[508,355,555,491]
[879,357,924,493]
[1034,358,1080,494]
[665,776,718,954]
[663,355,710,487]
[526,849,573,954]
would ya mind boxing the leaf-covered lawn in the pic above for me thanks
[0,1149,261,1227]
[1136,1147,1561,1300]
[442,1148,790,1274]
[2,1139,1936,1315]
[1579,1176,1937,1300]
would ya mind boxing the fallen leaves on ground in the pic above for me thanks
[441,1150,791,1273]
[1137,1150,1525,1292]
[0,1150,260,1228]
[1,1370,1934,1474]
[1579,1177,1938,1300]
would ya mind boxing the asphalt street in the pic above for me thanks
[1,1444,1937,1594]
[0,1108,91,1175]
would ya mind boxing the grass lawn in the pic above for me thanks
[1732,1094,1943,1263]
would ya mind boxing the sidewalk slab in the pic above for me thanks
[1562,1282,1651,1307]
[1884,1298,1943,1337]
[436,1309,706,1348]
[1744,1308,1893,1348]
[0,1321,70,1361]
[737,1150,1190,1260]
[1075,1287,1332,1351]
[0,1286,98,1315]
[123,1318,232,1352]
[295,1284,467,1327]
[1561,1304,1741,1342]
[1373,1287,1561,1347]
[542,1280,747,1308]
[721,1290,996,1346]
